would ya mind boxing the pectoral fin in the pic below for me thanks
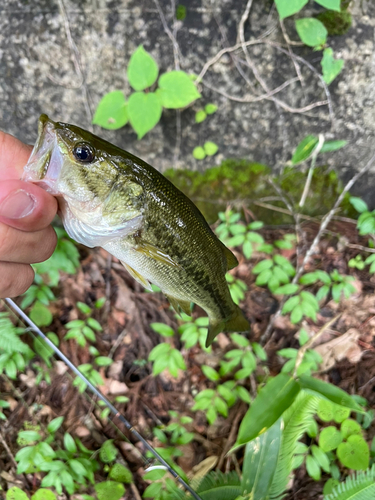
[135,240,181,268]
[121,261,152,291]
[166,294,192,316]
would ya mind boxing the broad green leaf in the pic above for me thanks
[127,45,158,91]
[275,0,308,19]
[202,365,220,381]
[315,0,340,11]
[341,419,362,439]
[195,110,207,123]
[319,426,343,452]
[128,91,162,139]
[205,103,218,114]
[317,399,334,422]
[151,322,175,337]
[291,135,318,165]
[204,141,218,156]
[298,376,365,413]
[193,146,206,160]
[320,140,347,153]
[157,71,201,109]
[311,445,330,473]
[109,463,132,483]
[100,440,118,463]
[235,374,300,447]
[31,489,57,500]
[95,481,125,500]
[241,419,282,498]
[64,432,77,453]
[30,301,53,327]
[295,18,328,47]
[306,455,321,481]
[92,91,128,130]
[253,259,273,274]
[7,487,29,500]
[321,48,344,85]
[337,435,369,470]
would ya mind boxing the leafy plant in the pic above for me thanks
[93,45,200,138]
[64,302,103,347]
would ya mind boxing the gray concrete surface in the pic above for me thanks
[1,0,375,203]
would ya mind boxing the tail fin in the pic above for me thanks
[206,306,250,347]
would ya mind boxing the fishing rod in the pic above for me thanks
[4,297,203,500]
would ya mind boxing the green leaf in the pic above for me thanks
[64,433,77,453]
[337,435,369,470]
[341,419,362,439]
[127,91,162,139]
[31,489,57,500]
[95,481,125,500]
[193,146,206,160]
[18,431,42,443]
[317,399,334,422]
[241,419,282,498]
[350,196,368,213]
[298,376,365,413]
[333,405,351,423]
[295,18,328,47]
[291,135,318,165]
[127,45,158,91]
[205,103,218,114]
[275,0,308,19]
[306,455,321,481]
[321,48,344,85]
[320,140,347,153]
[47,416,64,434]
[311,445,330,473]
[109,463,132,483]
[6,487,29,500]
[274,284,300,295]
[157,70,201,108]
[30,301,53,327]
[235,374,300,447]
[195,110,207,123]
[150,322,175,337]
[201,365,220,381]
[92,91,128,130]
[204,141,219,156]
[319,426,343,452]
[100,440,118,463]
[315,0,340,11]
[253,259,273,274]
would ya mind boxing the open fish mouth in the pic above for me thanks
[22,114,63,194]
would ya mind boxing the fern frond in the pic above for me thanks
[178,471,241,500]
[269,392,320,499]
[325,466,375,500]
[0,313,29,354]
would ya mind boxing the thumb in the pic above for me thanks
[0,179,58,232]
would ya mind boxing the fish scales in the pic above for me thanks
[23,114,250,346]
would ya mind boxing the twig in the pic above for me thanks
[293,314,342,378]
[261,151,375,343]
[130,483,143,500]
[153,0,182,69]
[57,0,93,130]
[108,327,129,359]
[0,431,18,469]
[216,403,246,468]
[299,134,325,208]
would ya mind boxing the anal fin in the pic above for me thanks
[166,294,192,316]
[121,261,152,291]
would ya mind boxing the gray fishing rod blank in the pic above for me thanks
[4,297,203,500]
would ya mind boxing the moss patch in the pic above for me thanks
[316,9,352,36]
[165,159,355,225]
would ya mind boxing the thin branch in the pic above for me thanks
[261,151,375,343]
[153,0,182,69]
[57,0,93,130]
[299,134,325,208]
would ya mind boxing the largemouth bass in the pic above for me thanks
[23,114,250,346]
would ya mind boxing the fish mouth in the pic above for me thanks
[22,114,63,195]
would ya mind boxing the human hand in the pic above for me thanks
[0,131,58,298]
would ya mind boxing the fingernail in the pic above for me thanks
[0,189,36,219]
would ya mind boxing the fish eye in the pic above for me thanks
[73,142,95,163]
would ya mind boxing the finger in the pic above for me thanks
[0,180,58,232]
[0,224,57,264]
[0,131,32,180]
[0,262,35,299]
